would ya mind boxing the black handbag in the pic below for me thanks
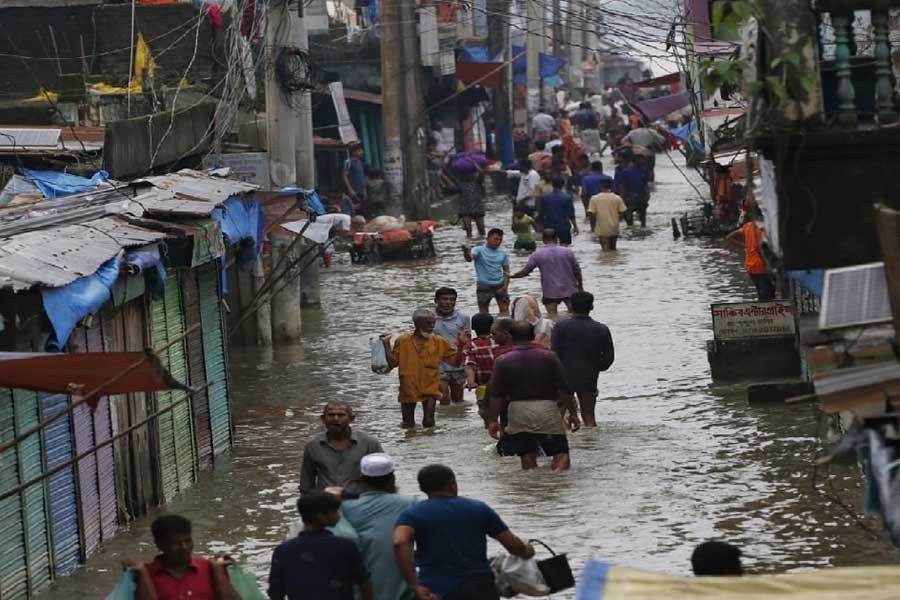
[529,539,575,593]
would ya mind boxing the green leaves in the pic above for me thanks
[699,57,748,94]
[712,0,755,37]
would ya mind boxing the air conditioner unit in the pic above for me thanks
[819,262,892,331]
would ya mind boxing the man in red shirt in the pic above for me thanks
[125,514,240,600]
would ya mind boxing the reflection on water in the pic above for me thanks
[39,159,896,599]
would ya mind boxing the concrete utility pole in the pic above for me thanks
[380,0,404,215]
[488,0,512,165]
[398,0,430,219]
[526,0,542,135]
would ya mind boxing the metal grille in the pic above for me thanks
[198,262,231,458]
[13,389,52,596]
[39,393,80,577]
[180,270,213,470]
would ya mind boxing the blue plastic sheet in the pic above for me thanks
[104,572,136,600]
[42,256,121,352]
[669,120,705,156]
[281,187,326,216]
[212,197,264,267]
[125,245,167,300]
[457,46,565,86]
[21,169,108,199]
[788,269,825,297]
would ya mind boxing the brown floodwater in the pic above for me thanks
[39,156,897,599]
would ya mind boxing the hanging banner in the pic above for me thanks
[329,82,360,145]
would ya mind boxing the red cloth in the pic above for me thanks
[380,228,413,242]
[455,62,503,88]
[147,557,215,600]
[463,337,498,385]
[420,220,440,233]
[205,3,224,29]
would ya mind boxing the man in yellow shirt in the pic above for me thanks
[587,178,628,251]
[382,308,465,429]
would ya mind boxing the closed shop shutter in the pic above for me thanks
[71,397,99,559]
[82,325,117,543]
[150,270,195,502]
[13,389,52,596]
[198,263,231,458]
[180,271,212,471]
[39,393,80,577]
[0,388,27,600]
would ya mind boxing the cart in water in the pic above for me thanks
[350,220,439,264]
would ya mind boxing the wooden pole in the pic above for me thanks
[0,322,200,457]
[0,383,212,504]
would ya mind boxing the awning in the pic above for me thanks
[0,350,188,396]
[456,62,504,88]
[634,72,682,88]
[634,91,691,122]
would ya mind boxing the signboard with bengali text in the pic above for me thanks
[711,300,797,340]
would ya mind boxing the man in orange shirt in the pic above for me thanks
[726,210,775,301]
[382,308,465,429]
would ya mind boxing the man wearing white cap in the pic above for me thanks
[338,454,417,600]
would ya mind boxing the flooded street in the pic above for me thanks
[40,157,897,598]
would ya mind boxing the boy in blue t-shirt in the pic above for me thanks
[462,228,511,314]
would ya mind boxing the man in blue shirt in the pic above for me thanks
[343,145,367,215]
[393,465,534,600]
[613,154,649,227]
[537,176,579,246]
[336,454,417,600]
[580,161,613,212]
[268,491,373,600]
[462,229,511,314]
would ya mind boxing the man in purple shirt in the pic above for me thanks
[487,321,580,471]
[509,229,583,317]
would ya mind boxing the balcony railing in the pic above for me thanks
[812,0,900,125]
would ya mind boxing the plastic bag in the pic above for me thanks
[370,336,391,375]
[228,565,269,600]
[105,572,137,600]
[491,554,550,597]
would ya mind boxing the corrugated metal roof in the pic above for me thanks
[136,169,258,200]
[0,216,167,291]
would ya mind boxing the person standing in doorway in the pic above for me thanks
[550,291,614,427]
[338,454,417,600]
[393,465,535,600]
[537,176,579,246]
[343,145,367,214]
[488,321,580,471]
[587,178,628,251]
[124,515,240,600]
[300,402,384,496]
[510,229,583,318]
[382,308,465,428]
[462,229,511,314]
[433,287,470,405]
[726,209,775,301]
[268,492,374,600]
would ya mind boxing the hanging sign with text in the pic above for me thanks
[329,82,359,145]
[711,300,797,340]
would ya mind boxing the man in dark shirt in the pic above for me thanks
[537,176,578,246]
[613,154,649,227]
[300,402,383,495]
[268,491,373,600]
[581,161,613,212]
[550,291,614,428]
[393,465,534,600]
[488,321,580,471]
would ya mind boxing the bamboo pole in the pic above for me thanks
[0,383,212,503]
[0,322,201,457]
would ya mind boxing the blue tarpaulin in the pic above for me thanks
[669,120,705,155]
[457,46,565,86]
[281,187,326,216]
[789,269,825,297]
[212,197,264,269]
[42,256,122,352]
[21,169,108,199]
